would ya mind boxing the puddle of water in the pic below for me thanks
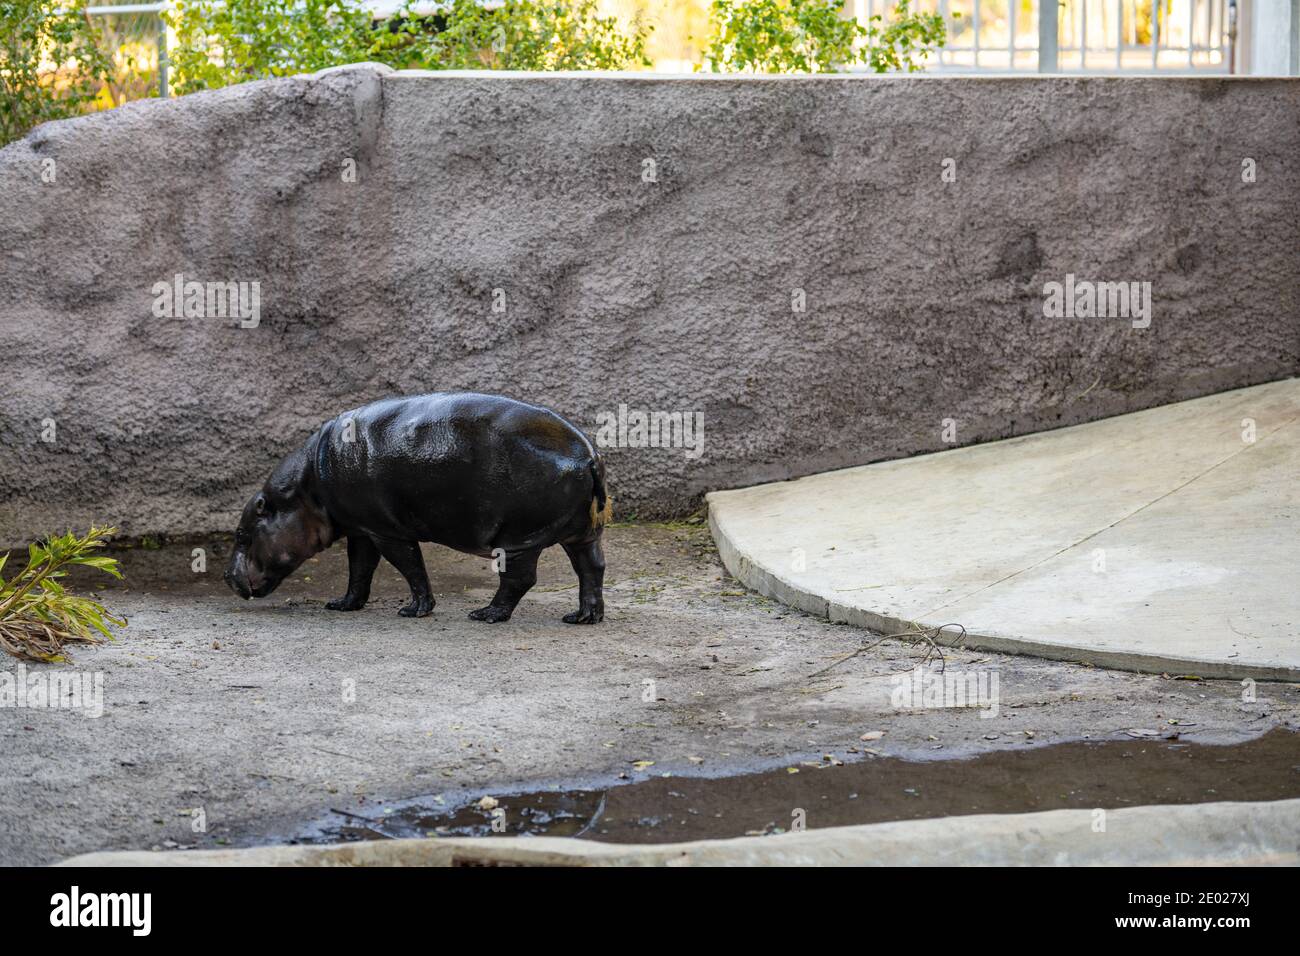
[296,729,1300,845]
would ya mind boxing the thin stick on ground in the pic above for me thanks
[808,622,968,679]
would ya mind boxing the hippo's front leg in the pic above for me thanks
[326,535,380,612]
[374,538,435,618]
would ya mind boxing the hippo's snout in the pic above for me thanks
[224,566,252,600]
[224,552,256,600]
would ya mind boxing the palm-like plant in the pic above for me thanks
[0,527,126,663]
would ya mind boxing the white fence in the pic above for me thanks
[856,0,1235,72]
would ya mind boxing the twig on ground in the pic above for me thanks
[329,807,383,824]
[808,622,968,679]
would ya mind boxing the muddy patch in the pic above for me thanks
[295,729,1300,845]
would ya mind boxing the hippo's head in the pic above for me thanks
[224,450,332,600]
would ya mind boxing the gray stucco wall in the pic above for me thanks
[1,67,1297,545]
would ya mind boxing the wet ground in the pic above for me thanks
[297,729,1300,844]
[3,521,1298,865]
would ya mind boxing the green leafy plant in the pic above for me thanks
[0,527,126,663]
[166,0,376,95]
[0,0,114,147]
[371,0,651,71]
[97,11,175,104]
[166,0,651,93]
[702,0,947,73]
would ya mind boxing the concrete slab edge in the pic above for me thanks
[56,798,1300,866]
[707,508,1300,683]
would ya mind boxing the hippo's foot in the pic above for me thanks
[325,595,367,612]
[398,596,434,618]
[468,604,514,623]
[563,605,604,625]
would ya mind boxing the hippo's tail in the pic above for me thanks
[589,455,612,530]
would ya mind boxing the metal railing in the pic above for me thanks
[851,0,1234,72]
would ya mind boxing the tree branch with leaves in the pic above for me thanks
[702,0,949,74]
[0,527,126,663]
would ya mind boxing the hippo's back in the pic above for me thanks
[316,393,598,553]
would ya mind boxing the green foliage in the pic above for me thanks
[0,527,126,663]
[703,0,948,73]
[166,0,376,95]
[166,0,651,93]
[0,0,114,146]
[372,0,651,71]
[11,0,941,130]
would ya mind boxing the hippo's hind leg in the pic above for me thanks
[561,538,605,625]
[469,547,541,623]
[373,538,435,618]
[326,535,381,612]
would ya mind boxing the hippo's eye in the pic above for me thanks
[255,496,266,516]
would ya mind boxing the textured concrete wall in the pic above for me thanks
[1,67,1297,544]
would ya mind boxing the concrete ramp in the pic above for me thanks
[708,380,1300,681]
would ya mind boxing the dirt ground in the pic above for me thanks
[2,521,1297,866]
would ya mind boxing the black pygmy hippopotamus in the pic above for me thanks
[223,393,609,624]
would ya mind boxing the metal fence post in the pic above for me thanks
[1039,0,1060,71]
[157,12,168,98]
[1292,0,1300,74]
